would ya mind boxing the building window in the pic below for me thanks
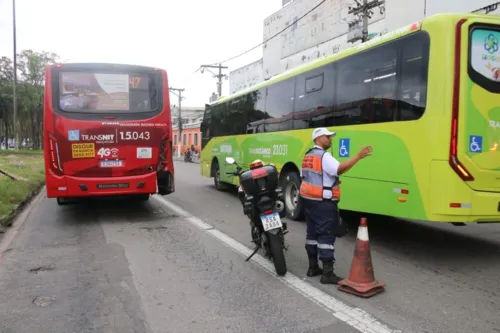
[194,133,198,145]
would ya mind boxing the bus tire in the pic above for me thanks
[56,197,68,206]
[137,194,150,201]
[213,160,229,192]
[281,171,304,221]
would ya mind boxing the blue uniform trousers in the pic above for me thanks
[303,198,338,262]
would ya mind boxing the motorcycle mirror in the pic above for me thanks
[225,157,236,164]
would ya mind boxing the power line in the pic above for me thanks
[206,0,326,66]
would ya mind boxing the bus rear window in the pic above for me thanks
[469,26,500,92]
[58,72,159,112]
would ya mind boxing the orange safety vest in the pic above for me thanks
[299,147,340,201]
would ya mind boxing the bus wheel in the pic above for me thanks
[137,194,150,201]
[281,172,304,221]
[57,197,68,206]
[213,161,229,192]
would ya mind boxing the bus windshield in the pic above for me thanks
[58,71,159,113]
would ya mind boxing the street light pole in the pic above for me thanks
[12,0,18,150]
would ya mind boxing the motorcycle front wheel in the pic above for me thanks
[267,231,287,276]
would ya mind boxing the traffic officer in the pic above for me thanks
[299,127,372,284]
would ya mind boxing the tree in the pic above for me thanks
[0,56,14,147]
[17,50,59,149]
[0,50,59,150]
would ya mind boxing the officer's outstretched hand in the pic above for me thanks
[356,146,372,159]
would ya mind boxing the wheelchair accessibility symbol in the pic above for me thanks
[339,138,350,157]
[68,130,80,141]
[469,135,482,153]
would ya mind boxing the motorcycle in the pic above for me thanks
[225,157,288,276]
[184,150,193,162]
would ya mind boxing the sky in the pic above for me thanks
[0,0,282,107]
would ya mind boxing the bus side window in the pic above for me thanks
[243,89,267,132]
[264,78,295,132]
[226,98,246,135]
[336,54,370,125]
[201,107,211,149]
[398,32,430,121]
[293,64,335,129]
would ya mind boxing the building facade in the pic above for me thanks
[229,0,500,93]
[171,105,204,156]
[229,58,264,95]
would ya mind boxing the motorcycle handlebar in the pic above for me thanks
[226,167,245,176]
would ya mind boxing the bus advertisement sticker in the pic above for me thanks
[72,143,96,159]
[137,147,152,159]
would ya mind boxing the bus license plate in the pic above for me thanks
[99,160,123,168]
[96,183,129,189]
[260,212,282,232]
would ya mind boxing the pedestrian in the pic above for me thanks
[299,127,372,284]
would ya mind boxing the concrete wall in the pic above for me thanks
[229,0,500,91]
[262,0,388,79]
[425,0,499,16]
[229,58,264,94]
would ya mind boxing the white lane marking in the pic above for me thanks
[152,195,398,333]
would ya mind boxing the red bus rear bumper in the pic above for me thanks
[45,172,158,198]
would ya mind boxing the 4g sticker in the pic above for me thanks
[97,147,119,158]
[119,131,151,141]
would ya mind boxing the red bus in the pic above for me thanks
[43,63,175,205]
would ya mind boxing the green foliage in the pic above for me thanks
[0,50,60,151]
[0,154,45,226]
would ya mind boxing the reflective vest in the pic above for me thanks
[299,147,340,201]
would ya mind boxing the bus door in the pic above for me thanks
[453,16,500,194]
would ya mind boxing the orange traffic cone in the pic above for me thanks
[337,217,385,298]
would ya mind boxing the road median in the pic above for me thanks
[0,151,45,230]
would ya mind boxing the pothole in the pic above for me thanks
[33,296,55,307]
[139,226,168,231]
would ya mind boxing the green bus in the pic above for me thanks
[200,13,500,225]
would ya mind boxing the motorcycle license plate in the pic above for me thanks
[260,212,283,232]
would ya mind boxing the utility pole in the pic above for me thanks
[169,87,184,157]
[200,64,228,98]
[347,0,385,43]
[12,0,18,150]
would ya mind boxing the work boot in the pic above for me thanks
[306,256,323,277]
[320,261,343,284]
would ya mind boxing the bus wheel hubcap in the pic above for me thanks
[285,183,298,211]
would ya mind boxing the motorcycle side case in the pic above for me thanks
[239,165,279,197]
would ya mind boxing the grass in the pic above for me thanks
[0,151,45,227]
[0,149,44,156]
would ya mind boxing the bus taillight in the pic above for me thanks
[157,137,169,170]
[449,18,474,181]
[49,137,63,175]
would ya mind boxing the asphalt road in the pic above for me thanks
[165,161,500,333]
[0,160,499,333]
[0,170,360,333]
